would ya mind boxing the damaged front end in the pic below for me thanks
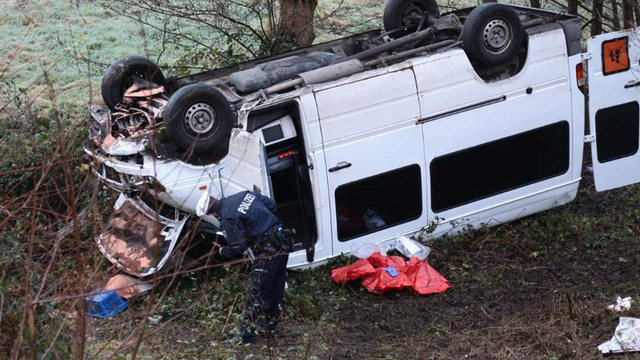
[88,79,167,157]
[87,80,206,277]
[87,72,271,279]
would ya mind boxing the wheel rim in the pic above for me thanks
[482,18,512,55]
[184,103,216,137]
[401,2,426,27]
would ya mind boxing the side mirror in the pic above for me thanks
[196,191,210,217]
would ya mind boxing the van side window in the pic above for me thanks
[595,101,639,163]
[336,165,422,241]
[430,121,570,212]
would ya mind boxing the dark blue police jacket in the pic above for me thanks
[217,191,280,258]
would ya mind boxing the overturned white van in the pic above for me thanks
[86,1,640,276]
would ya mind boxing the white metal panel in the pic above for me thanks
[567,53,586,183]
[587,28,640,191]
[218,129,271,198]
[138,156,218,214]
[323,125,427,256]
[316,68,426,256]
[421,69,574,223]
[413,29,569,119]
[425,181,579,239]
[315,69,420,144]
[412,27,577,229]
[299,92,325,152]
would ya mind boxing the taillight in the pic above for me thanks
[576,63,585,94]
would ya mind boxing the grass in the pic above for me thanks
[0,0,388,112]
[78,172,640,359]
[1,1,125,107]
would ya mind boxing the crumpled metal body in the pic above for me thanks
[97,200,165,275]
[96,198,189,277]
[89,79,167,156]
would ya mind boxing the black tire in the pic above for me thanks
[462,4,523,66]
[164,84,235,157]
[101,55,166,111]
[383,0,439,39]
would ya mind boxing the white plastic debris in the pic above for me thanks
[147,315,163,325]
[394,236,431,260]
[598,317,640,354]
[350,242,388,259]
[607,297,633,312]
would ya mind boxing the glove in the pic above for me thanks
[219,244,247,259]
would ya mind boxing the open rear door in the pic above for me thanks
[587,29,640,191]
[219,128,272,197]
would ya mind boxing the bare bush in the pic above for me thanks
[95,0,342,72]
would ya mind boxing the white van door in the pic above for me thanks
[587,29,640,191]
[218,128,272,197]
[315,67,427,256]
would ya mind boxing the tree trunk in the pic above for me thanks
[612,0,621,29]
[624,0,635,28]
[279,0,319,48]
[530,0,541,8]
[568,0,578,15]
[591,0,604,35]
[631,0,640,25]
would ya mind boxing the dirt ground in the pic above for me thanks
[82,166,640,360]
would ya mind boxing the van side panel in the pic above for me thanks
[315,69,420,143]
[289,26,585,267]
[412,27,579,236]
[413,27,570,118]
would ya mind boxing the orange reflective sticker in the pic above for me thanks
[602,37,630,76]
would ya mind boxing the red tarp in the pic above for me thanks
[331,252,451,295]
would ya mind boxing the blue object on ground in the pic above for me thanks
[383,267,399,277]
[86,289,128,318]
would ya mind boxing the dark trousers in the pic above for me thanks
[241,252,288,342]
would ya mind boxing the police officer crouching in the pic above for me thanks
[207,190,295,344]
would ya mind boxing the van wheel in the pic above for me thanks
[383,0,439,39]
[462,4,523,66]
[164,84,234,158]
[101,55,166,111]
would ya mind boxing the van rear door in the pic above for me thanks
[587,29,640,191]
